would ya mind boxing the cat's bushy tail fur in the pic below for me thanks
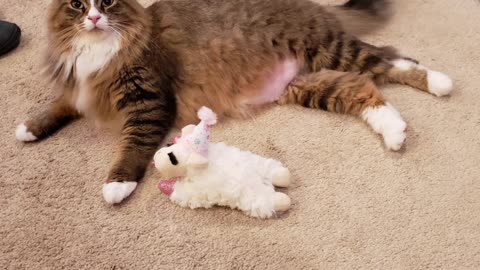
[329,0,393,36]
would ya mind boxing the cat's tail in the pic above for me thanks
[328,0,393,36]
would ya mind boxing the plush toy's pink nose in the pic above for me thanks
[159,180,176,196]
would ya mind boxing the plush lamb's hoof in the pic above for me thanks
[102,181,137,204]
[272,167,291,187]
[273,192,291,212]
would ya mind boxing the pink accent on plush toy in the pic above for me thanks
[159,179,176,196]
[197,106,217,126]
[177,106,217,158]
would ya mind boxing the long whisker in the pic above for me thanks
[110,24,137,41]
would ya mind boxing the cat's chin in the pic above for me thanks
[87,28,107,34]
[82,28,115,41]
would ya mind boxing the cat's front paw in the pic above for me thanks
[15,123,38,142]
[102,181,137,204]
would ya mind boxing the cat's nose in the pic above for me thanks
[88,15,101,25]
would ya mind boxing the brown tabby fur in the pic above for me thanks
[20,0,438,202]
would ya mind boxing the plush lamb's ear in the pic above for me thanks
[181,125,196,137]
[186,152,208,168]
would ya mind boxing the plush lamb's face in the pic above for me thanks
[153,143,208,179]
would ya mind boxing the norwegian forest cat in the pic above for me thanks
[16,0,453,204]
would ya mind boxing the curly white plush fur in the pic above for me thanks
[160,143,291,218]
[154,107,292,218]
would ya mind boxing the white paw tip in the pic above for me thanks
[272,167,291,187]
[15,123,37,142]
[383,127,407,151]
[427,70,453,96]
[362,103,407,151]
[102,181,137,204]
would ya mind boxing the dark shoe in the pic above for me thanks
[0,20,21,56]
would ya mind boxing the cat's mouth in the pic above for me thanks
[87,26,109,35]
[84,23,109,33]
[90,27,103,33]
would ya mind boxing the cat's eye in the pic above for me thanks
[102,0,114,7]
[71,0,84,9]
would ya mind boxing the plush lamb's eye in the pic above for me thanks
[168,152,178,166]
[71,0,84,9]
[102,0,114,7]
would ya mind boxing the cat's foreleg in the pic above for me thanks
[102,70,176,204]
[16,96,80,142]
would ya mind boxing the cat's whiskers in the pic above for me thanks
[53,24,86,50]
[110,24,137,42]
[109,27,124,42]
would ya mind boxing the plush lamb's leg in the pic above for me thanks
[167,181,216,209]
[254,156,292,187]
[244,191,291,218]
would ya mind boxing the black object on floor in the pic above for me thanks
[0,20,21,56]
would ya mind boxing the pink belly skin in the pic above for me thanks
[249,59,300,105]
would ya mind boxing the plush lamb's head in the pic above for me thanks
[153,141,208,179]
[153,107,217,179]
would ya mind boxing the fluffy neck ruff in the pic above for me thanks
[44,10,152,88]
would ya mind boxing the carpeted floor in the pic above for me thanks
[1,0,479,269]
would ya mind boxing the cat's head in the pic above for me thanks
[47,0,147,47]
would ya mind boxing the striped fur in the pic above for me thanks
[278,71,385,116]
[282,31,434,114]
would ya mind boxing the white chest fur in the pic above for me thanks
[72,34,120,112]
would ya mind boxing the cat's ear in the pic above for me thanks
[186,152,208,168]
[181,125,196,137]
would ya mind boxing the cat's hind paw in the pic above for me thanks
[362,103,407,151]
[426,70,453,97]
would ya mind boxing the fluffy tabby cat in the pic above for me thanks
[16,0,453,204]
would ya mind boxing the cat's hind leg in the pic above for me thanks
[279,70,407,151]
[308,33,453,96]
[382,58,453,97]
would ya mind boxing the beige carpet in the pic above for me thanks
[1,0,480,269]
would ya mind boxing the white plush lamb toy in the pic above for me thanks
[153,107,292,218]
